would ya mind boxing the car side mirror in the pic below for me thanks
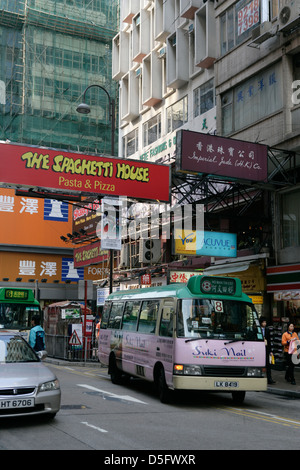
[37,350,47,361]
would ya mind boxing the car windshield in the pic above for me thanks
[177,298,263,341]
[0,335,39,363]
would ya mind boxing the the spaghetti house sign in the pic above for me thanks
[176,130,268,182]
[0,142,170,202]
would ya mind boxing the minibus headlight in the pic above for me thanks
[247,367,265,377]
[173,364,202,376]
[184,365,202,376]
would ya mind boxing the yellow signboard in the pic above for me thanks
[174,229,197,255]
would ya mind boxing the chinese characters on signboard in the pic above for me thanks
[0,194,68,220]
[169,271,197,283]
[19,260,57,277]
[176,130,268,182]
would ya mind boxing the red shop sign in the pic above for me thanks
[140,273,151,285]
[0,142,170,202]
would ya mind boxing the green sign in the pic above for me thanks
[4,289,29,300]
[61,308,81,319]
[200,277,236,295]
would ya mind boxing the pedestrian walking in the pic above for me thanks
[282,322,299,385]
[29,315,46,352]
[259,316,275,384]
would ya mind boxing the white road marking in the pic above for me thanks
[81,421,108,433]
[77,383,147,404]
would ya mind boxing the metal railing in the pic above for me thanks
[45,334,99,362]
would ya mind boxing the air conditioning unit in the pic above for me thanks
[278,1,300,32]
[251,21,277,45]
[139,239,161,263]
[158,47,166,59]
[188,23,194,34]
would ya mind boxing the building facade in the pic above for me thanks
[0,0,119,308]
[112,0,300,351]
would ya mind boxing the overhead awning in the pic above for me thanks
[204,261,250,275]
[204,256,266,293]
[267,264,300,293]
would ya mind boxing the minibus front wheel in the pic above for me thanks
[155,365,171,404]
[232,391,246,404]
[109,353,123,385]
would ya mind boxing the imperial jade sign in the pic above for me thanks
[176,130,268,182]
[0,142,170,202]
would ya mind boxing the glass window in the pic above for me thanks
[221,63,282,134]
[269,0,279,19]
[177,298,263,341]
[220,0,261,55]
[100,302,111,329]
[159,301,175,338]
[0,304,39,330]
[123,128,139,158]
[138,300,160,334]
[194,79,215,118]
[107,302,123,329]
[293,54,300,81]
[143,114,161,147]
[281,191,300,248]
[0,335,39,363]
[122,300,140,331]
[167,96,188,133]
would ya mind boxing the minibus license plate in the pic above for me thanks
[214,381,239,388]
[0,398,34,409]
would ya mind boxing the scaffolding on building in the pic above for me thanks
[0,0,119,155]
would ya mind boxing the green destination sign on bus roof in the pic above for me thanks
[4,289,29,300]
[187,276,238,296]
[200,277,236,295]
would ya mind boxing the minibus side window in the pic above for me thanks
[159,303,175,338]
[122,300,141,331]
[107,302,124,329]
[100,302,111,329]
[138,300,160,334]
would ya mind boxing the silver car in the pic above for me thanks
[0,331,61,419]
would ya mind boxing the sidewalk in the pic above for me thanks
[266,367,300,399]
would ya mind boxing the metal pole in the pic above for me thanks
[84,279,87,361]
[78,85,116,294]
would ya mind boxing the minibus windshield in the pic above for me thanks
[0,304,39,329]
[177,298,263,341]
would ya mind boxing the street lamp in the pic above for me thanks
[76,84,115,294]
[76,84,115,157]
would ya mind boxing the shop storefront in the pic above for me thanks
[267,263,300,332]
[266,263,300,367]
[203,255,267,317]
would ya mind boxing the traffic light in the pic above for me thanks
[139,239,161,263]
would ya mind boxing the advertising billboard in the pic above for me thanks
[176,130,268,182]
[175,229,237,258]
[0,142,170,202]
[0,188,72,247]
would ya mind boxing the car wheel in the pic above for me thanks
[43,412,57,421]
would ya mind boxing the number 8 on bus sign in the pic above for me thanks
[213,300,224,313]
